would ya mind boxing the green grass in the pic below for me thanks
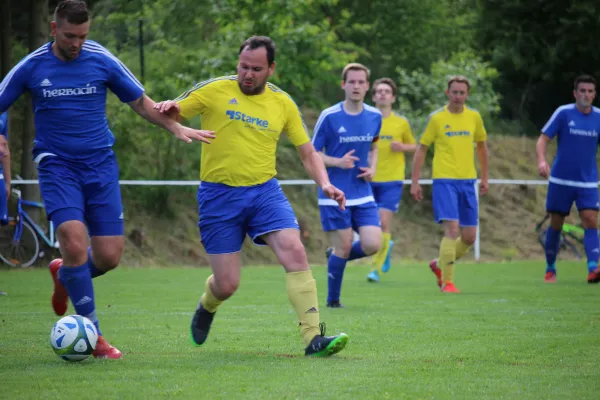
[1,261,600,399]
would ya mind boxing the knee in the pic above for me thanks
[334,241,352,258]
[213,276,239,299]
[363,235,382,256]
[58,231,88,261]
[582,217,598,230]
[94,247,123,271]
[280,240,308,268]
[461,233,476,246]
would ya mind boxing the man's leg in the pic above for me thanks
[430,181,460,291]
[327,228,353,307]
[191,252,242,346]
[369,208,392,281]
[544,183,574,282]
[578,187,600,282]
[263,228,348,357]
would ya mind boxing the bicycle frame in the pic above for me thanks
[12,189,58,249]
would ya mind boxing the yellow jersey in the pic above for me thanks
[175,76,310,186]
[420,105,487,179]
[372,113,415,182]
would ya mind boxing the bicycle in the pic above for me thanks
[534,213,584,260]
[0,188,59,267]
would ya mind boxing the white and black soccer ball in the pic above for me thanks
[50,315,98,362]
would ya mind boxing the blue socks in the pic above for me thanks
[327,254,347,303]
[87,247,106,279]
[545,227,560,272]
[584,228,600,273]
[348,241,367,261]
[58,262,102,335]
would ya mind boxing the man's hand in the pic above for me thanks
[154,100,181,120]
[538,160,550,179]
[337,149,360,169]
[390,141,406,152]
[357,166,375,181]
[322,183,346,210]
[411,182,423,201]
[479,178,489,196]
[174,126,216,144]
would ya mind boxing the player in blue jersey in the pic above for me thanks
[0,0,214,358]
[537,75,600,284]
[312,63,383,308]
[0,112,10,224]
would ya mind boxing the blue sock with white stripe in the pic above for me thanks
[545,227,560,272]
[327,254,347,303]
[58,262,101,335]
[584,228,599,273]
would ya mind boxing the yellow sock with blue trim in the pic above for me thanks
[438,237,456,284]
[372,232,391,274]
[286,270,321,346]
[200,275,223,313]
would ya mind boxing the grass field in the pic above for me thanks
[1,261,599,399]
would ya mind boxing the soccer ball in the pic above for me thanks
[50,315,98,362]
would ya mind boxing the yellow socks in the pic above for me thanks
[438,237,456,284]
[286,270,320,346]
[200,275,223,313]
[372,232,391,273]
[455,237,472,261]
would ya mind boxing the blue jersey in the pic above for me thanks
[0,41,144,162]
[312,102,382,206]
[542,104,600,187]
[0,112,7,177]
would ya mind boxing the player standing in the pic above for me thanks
[0,0,214,358]
[411,76,488,293]
[537,75,600,284]
[155,36,349,357]
[366,78,416,283]
[312,63,383,307]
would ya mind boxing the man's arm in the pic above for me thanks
[410,144,429,201]
[128,95,215,144]
[298,142,346,210]
[0,136,10,195]
[391,142,417,153]
[536,134,551,178]
[476,141,489,195]
[357,143,378,180]
[319,151,359,169]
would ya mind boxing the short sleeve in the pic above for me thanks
[541,107,564,139]
[175,81,211,120]
[420,114,438,146]
[283,96,310,147]
[311,110,331,151]
[402,118,416,144]
[104,52,145,103]
[473,111,487,142]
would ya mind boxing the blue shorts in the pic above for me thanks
[319,202,380,232]
[371,181,403,212]
[546,182,599,215]
[0,178,7,224]
[432,180,478,227]
[197,178,299,255]
[37,153,124,236]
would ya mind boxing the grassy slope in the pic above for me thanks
[118,114,577,266]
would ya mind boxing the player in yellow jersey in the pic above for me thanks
[154,36,349,357]
[366,78,416,283]
[410,76,488,293]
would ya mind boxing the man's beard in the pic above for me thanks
[238,81,266,95]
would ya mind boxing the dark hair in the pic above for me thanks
[54,0,89,25]
[239,36,276,66]
[372,77,397,96]
[574,74,596,90]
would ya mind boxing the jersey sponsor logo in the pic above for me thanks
[225,110,269,128]
[42,83,98,98]
[569,127,598,137]
[40,78,52,87]
[380,135,393,140]
[339,134,374,143]
[445,130,470,137]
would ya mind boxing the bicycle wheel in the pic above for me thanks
[0,219,40,267]
[538,228,547,249]
[560,237,582,260]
